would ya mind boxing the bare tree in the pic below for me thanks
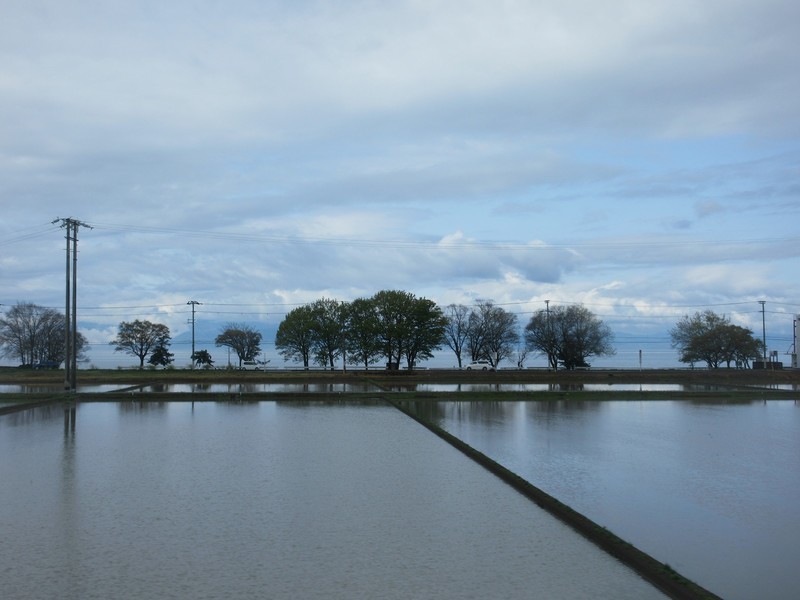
[516,345,529,369]
[467,301,519,368]
[1,302,87,366]
[525,305,614,370]
[443,304,471,368]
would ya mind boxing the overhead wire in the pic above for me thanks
[84,221,800,251]
[0,223,63,247]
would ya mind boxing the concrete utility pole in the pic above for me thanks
[187,300,201,368]
[759,300,767,362]
[545,299,552,370]
[54,218,92,391]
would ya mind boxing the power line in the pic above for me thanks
[86,221,800,251]
[7,220,798,252]
[0,223,62,247]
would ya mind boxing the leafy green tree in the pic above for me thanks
[308,298,348,369]
[442,303,471,368]
[670,311,761,368]
[111,319,171,369]
[148,344,174,367]
[402,296,448,369]
[215,323,262,367]
[525,305,614,370]
[191,349,214,368]
[371,290,445,370]
[345,297,382,369]
[719,323,763,368]
[371,290,410,369]
[275,305,316,368]
[0,302,88,366]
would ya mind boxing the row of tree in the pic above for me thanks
[1,299,768,370]
[274,292,617,370]
[276,291,446,370]
[669,310,764,368]
[109,319,263,369]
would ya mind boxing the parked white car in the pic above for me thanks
[239,360,267,370]
[465,360,494,371]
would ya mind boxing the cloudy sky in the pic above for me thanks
[2,0,799,368]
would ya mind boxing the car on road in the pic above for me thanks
[465,360,494,371]
[239,360,268,370]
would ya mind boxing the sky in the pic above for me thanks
[1,0,799,369]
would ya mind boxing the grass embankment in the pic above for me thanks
[2,365,799,385]
[1,367,798,406]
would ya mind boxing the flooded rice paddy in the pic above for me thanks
[1,401,666,600]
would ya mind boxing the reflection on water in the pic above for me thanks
[418,398,800,600]
[2,403,67,426]
[139,382,382,393]
[0,384,135,393]
[389,383,696,392]
[0,382,384,394]
[116,401,169,413]
[0,402,665,600]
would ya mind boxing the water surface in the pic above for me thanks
[417,398,800,600]
[0,401,665,600]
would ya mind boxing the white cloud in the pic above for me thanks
[1,0,799,367]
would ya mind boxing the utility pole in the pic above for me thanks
[759,300,767,363]
[187,300,201,368]
[54,218,92,391]
[545,299,552,370]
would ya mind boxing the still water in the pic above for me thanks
[0,383,384,394]
[388,383,693,392]
[413,399,800,600]
[0,401,664,600]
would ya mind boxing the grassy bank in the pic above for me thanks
[2,365,799,387]
[1,367,798,409]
